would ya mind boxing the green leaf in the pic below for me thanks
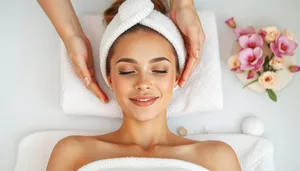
[268,55,275,71]
[243,79,258,88]
[270,68,277,72]
[257,71,262,76]
[263,55,270,66]
[266,89,277,102]
[263,56,270,71]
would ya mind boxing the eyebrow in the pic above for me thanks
[116,57,171,64]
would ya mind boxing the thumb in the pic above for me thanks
[77,60,108,103]
[187,27,201,59]
[77,60,92,86]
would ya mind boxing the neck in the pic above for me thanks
[115,110,172,150]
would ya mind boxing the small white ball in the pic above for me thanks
[242,116,265,136]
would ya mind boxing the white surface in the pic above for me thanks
[14,131,273,171]
[61,11,223,118]
[0,0,299,171]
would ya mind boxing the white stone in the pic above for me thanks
[178,127,188,136]
[242,116,265,136]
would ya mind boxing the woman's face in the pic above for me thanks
[107,30,179,121]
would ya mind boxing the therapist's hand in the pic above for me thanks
[37,0,108,103]
[65,35,108,103]
[170,0,206,87]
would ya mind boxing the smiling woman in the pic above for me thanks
[106,28,179,122]
[45,0,241,171]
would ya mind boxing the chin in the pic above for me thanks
[130,111,158,122]
[121,109,159,122]
[132,112,158,122]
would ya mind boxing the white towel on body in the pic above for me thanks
[77,157,209,171]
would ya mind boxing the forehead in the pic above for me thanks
[111,31,175,63]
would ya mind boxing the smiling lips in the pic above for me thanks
[129,95,159,107]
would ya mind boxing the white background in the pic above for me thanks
[0,0,299,171]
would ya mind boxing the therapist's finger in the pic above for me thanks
[72,63,82,79]
[88,79,109,103]
[188,58,201,79]
[78,62,108,103]
[178,54,197,87]
[187,25,201,59]
[193,58,201,72]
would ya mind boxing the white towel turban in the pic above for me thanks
[99,0,187,90]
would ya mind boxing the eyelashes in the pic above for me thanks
[118,70,168,75]
[153,70,168,74]
[119,71,135,75]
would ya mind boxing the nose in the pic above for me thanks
[134,73,152,91]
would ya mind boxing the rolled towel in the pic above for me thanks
[77,157,209,171]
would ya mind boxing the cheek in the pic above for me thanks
[156,74,176,94]
[111,75,130,94]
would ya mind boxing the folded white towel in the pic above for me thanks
[14,131,274,171]
[60,6,223,117]
[77,157,209,171]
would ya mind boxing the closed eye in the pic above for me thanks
[153,70,168,74]
[118,70,168,75]
[119,71,135,75]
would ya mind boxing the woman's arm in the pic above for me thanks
[214,143,241,171]
[37,0,84,42]
[194,141,241,171]
[207,142,242,171]
[46,136,83,171]
[170,0,194,9]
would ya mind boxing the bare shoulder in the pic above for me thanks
[195,141,241,171]
[46,135,95,171]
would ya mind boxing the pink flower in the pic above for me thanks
[238,34,264,49]
[271,35,298,58]
[233,26,256,37]
[231,68,243,72]
[247,70,255,79]
[225,17,236,28]
[258,29,267,38]
[238,47,264,72]
[289,65,300,73]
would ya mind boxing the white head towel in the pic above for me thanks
[99,0,186,90]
